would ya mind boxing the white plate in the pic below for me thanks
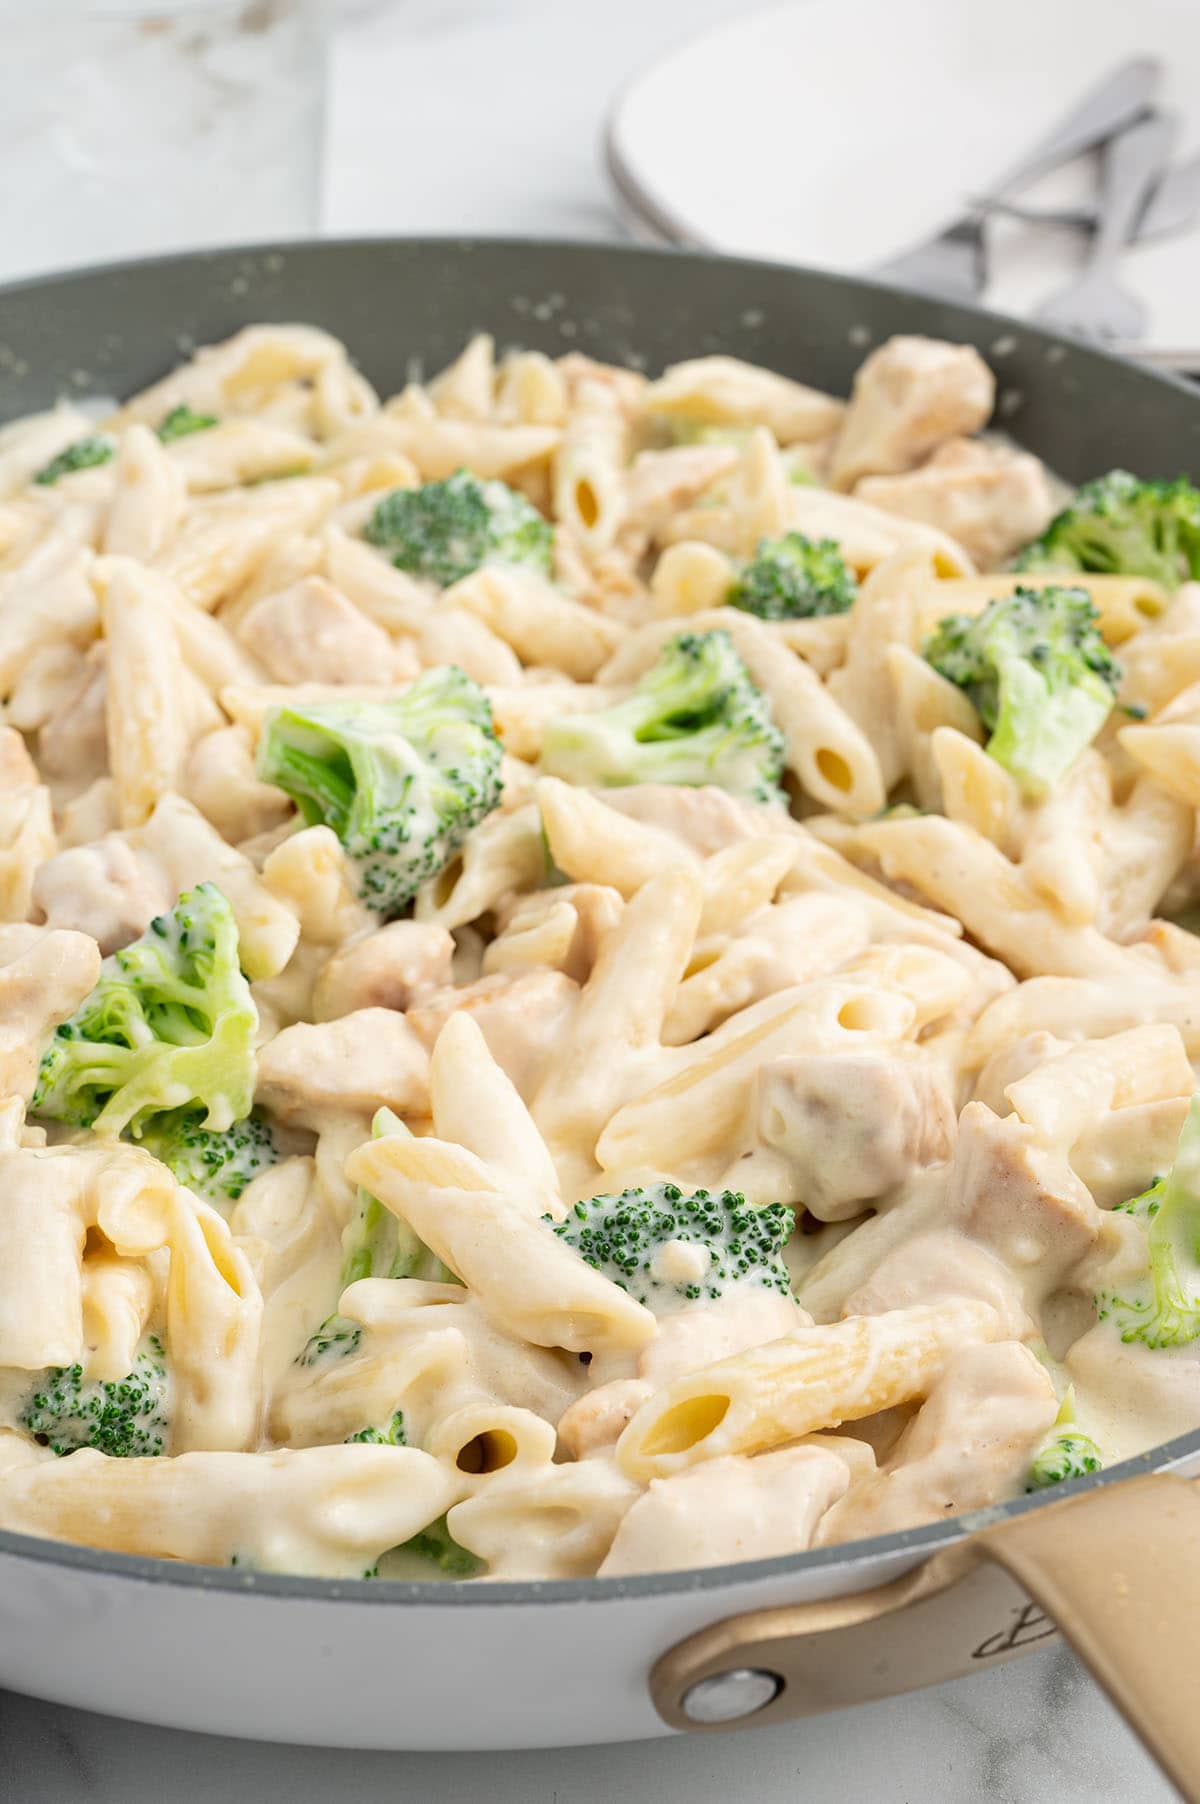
[607,0,1200,362]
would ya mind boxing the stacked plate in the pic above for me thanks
[606,0,1200,367]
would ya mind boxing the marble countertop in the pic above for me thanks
[0,2,1182,1798]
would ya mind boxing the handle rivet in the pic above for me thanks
[680,1668,783,1724]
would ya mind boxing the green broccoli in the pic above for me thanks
[33,435,115,485]
[341,1108,458,1286]
[157,404,219,444]
[549,1181,796,1311]
[138,1105,277,1207]
[1015,470,1200,588]
[345,1410,407,1446]
[1097,1095,1200,1348]
[728,531,857,620]
[398,1514,482,1578]
[32,883,257,1138]
[922,585,1120,798]
[539,629,787,807]
[21,1336,169,1458]
[256,666,503,915]
[362,469,553,588]
[297,1317,362,1368]
[1025,1429,1103,1492]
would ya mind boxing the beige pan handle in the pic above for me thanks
[650,1472,1200,1802]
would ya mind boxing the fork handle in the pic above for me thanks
[1092,113,1178,266]
[986,56,1160,199]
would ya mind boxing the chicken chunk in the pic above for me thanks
[32,835,169,954]
[311,921,455,1022]
[751,1053,957,1221]
[816,1341,1057,1545]
[639,1288,806,1387]
[0,927,101,1101]
[856,438,1056,568]
[255,1008,431,1127]
[557,1380,654,1461]
[600,1445,851,1576]
[407,969,579,1099]
[842,1230,1034,1342]
[830,337,995,491]
[236,575,415,686]
[948,1101,1100,1293]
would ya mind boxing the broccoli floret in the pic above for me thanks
[1025,1429,1102,1492]
[138,1105,277,1206]
[32,883,257,1138]
[33,435,115,485]
[341,1108,458,1286]
[399,1514,482,1578]
[297,1317,362,1368]
[345,1410,407,1446]
[362,470,553,588]
[728,531,857,620]
[256,666,502,916]
[539,629,786,807]
[922,585,1119,799]
[1015,470,1200,588]
[157,404,219,444]
[1097,1095,1200,1348]
[549,1182,795,1311]
[21,1336,169,1458]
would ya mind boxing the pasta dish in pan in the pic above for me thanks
[0,324,1197,1582]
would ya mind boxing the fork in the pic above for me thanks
[872,56,1161,301]
[1034,112,1178,343]
[971,149,1200,243]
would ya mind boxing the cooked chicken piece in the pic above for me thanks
[185,725,294,846]
[0,781,55,924]
[36,644,108,784]
[830,337,995,491]
[236,575,415,686]
[32,835,170,954]
[750,1053,957,1221]
[0,927,101,1100]
[948,1100,1101,1291]
[600,1445,851,1576]
[311,921,455,1021]
[485,883,624,984]
[600,782,761,855]
[639,1288,806,1388]
[816,1341,1057,1544]
[255,1008,430,1127]
[856,438,1056,568]
[407,969,579,1099]
[843,1230,1034,1341]
[558,1380,654,1460]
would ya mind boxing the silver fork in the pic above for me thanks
[872,56,1161,301]
[1034,113,1178,342]
[971,149,1200,243]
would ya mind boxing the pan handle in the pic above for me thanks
[648,1471,1200,1802]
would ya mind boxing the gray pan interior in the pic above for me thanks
[1,234,1199,1610]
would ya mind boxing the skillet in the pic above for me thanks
[2,236,1200,1792]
